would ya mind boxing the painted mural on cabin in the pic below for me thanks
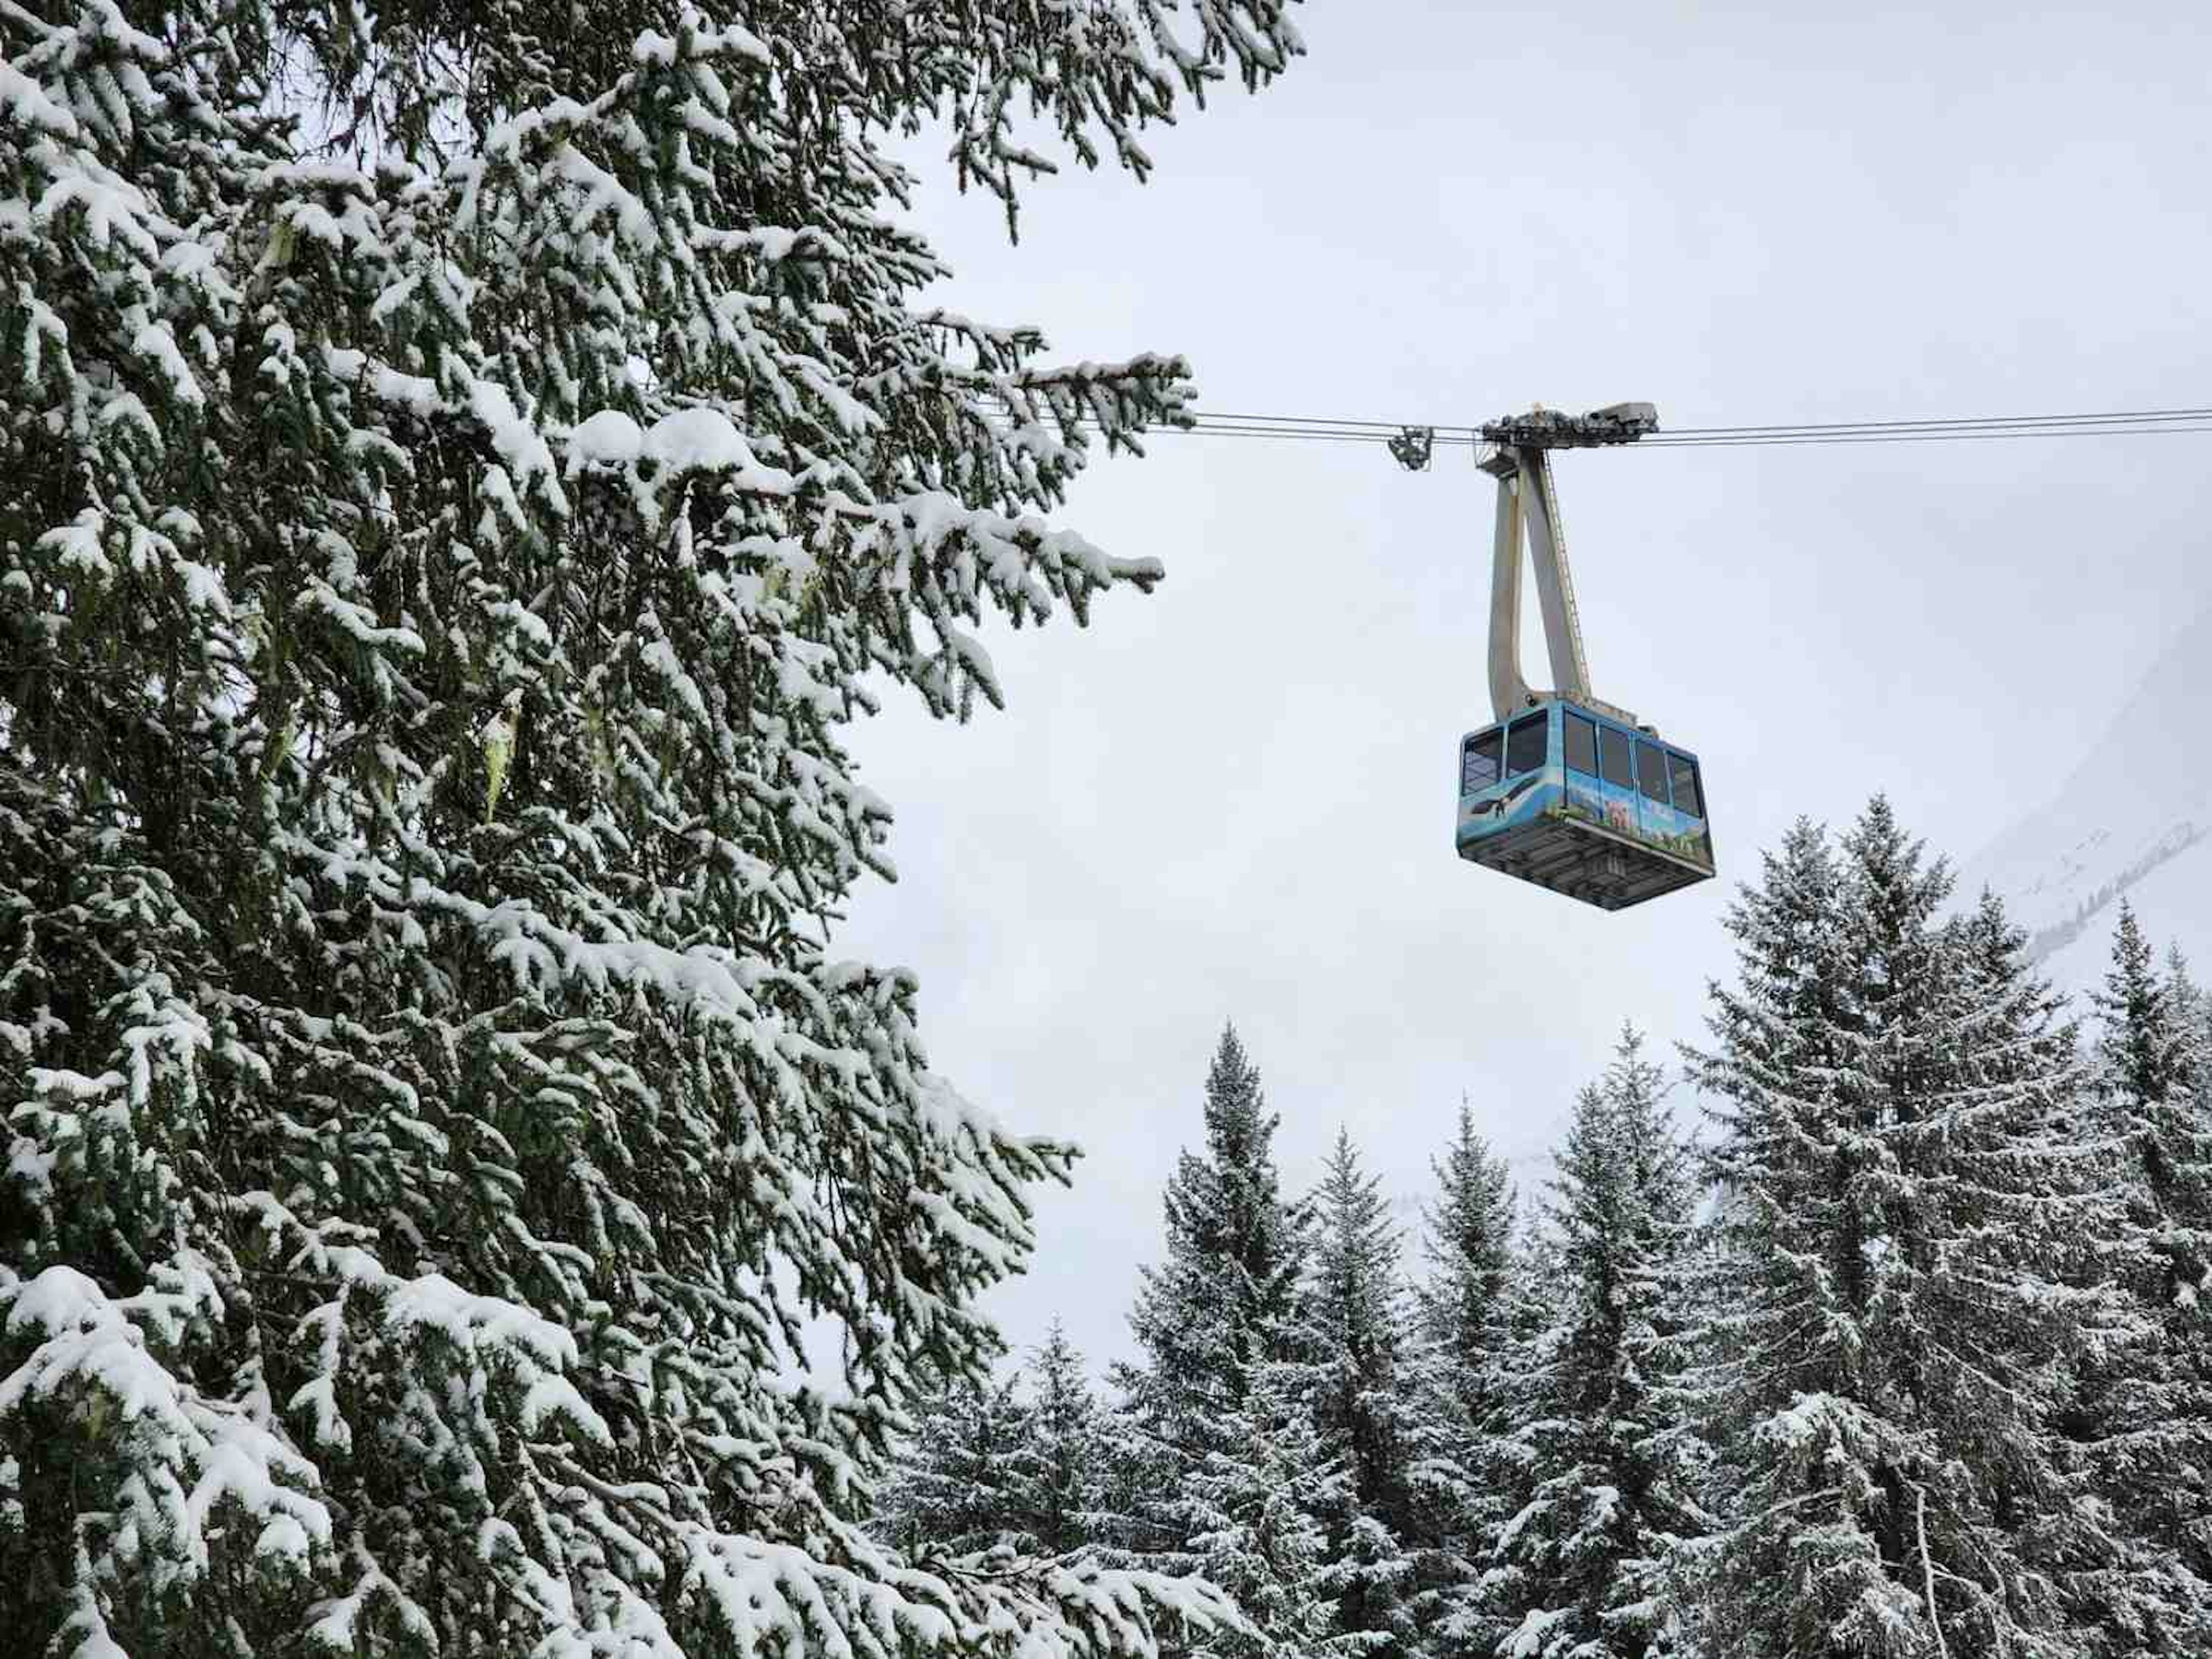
[1561,771,1712,869]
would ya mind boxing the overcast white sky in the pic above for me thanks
[835,0,2212,1374]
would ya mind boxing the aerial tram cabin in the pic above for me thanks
[1451,403,1715,910]
[1456,700,1712,909]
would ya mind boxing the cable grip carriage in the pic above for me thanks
[1455,404,1715,909]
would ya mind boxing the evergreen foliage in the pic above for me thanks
[1018,1321,1109,1559]
[880,817,2212,1659]
[2100,906,2195,1115]
[865,819,2212,1659]
[2059,906,2212,1654]
[1120,1027,1312,1570]
[1402,1104,1520,1658]
[1685,801,2118,1659]
[876,1322,1107,1563]
[2169,947,2212,1092]
[876,1368,1035,1560]
[1091,1382,1181,1565]
[1487,1029,1700,1659]
[1181,1359,1349,1659]
[0,1,1303,1652]
[1302,1129,1418,1653]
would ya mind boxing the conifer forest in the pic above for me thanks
[7,2,2212,1658]
[880,828,2212,1659]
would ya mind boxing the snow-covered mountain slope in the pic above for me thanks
[1963,604,2212,991]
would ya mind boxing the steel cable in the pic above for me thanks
[996,401,2212,450]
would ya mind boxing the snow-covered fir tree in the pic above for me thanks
[2169,946,2212,1093]
[0,1,1304,1652]
[1182,1359,1350,1659]
[1301,1129,1418,1654]
[1090,1385,1179,1565]
[2182,949,2212,1090]
[2088,911,2194,1132]
[875,1369,1035,1560]
[1116,1027,1312,1575]
[1401,1101,1520,1659]
[2058,904,2212,1654]
[1487,1028,1702,1659]
[1018,1321,1108,1560]
[1600,1034,1711,1659]
[876,1323,1106,1564]
[1684,802,2120,1659]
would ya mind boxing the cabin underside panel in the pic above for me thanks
[1457,813,1711,911]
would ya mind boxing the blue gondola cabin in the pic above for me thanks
[1456,700,1714,910]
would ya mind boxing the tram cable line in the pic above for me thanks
[1646,403,2212,435]
[1145,422,2212,449]
[1181,401,2212,437]
[1003,400,2212,452]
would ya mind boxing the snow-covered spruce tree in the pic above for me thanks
[1301,1129,1418,1654]
[874,1369,1034,1560]
[2095,904,2203,1184]
[2169,945,2212,1093]
[1400,1101,1518,1659]
[1599,1032,1711,1659]
[1487,1215,1565,1604]
[878,1321,1104,1564]
[1487,1028,1701,1659]
[0,2,1304,1652]
[2181,948,2212,1092]
[1684,802,2119,1659]
[1117,1026,1312,1573]
[1182,1359,1351,1659]
[1672,818,1881,1658]
[2056,904,2212,1654]
[1089,1381,1185,1570]
[1017,1320,1107,1560]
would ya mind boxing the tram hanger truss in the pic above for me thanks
[1476,402,1656,728]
